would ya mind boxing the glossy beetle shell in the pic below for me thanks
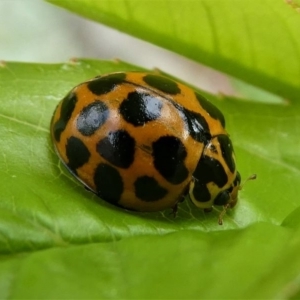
[51,72,240,212]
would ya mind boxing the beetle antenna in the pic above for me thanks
[239,174,257,190]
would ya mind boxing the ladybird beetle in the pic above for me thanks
[50,72,241,217]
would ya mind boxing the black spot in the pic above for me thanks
[87,73,126,95]
[94,163,123,204]
[183,108,211,143]
[213,171,241,206]
[77,101,109,136]
[96,130,135,168]
[143,74,180,94]
[119,91,163,126]
[134,176,168,202]
[191,182,211,202]
[173,103,210,143]
[195,92,226,128]
[193,155,228,188]
[52,92,77,142]
[152,136,189,184]
[217,135,235,173]
[65,136,90,172]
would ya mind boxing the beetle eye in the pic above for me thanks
[214,190,230,206]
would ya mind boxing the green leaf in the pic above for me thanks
[1,59,300,298]
[4,224,300,299]
[47,0,300,103]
